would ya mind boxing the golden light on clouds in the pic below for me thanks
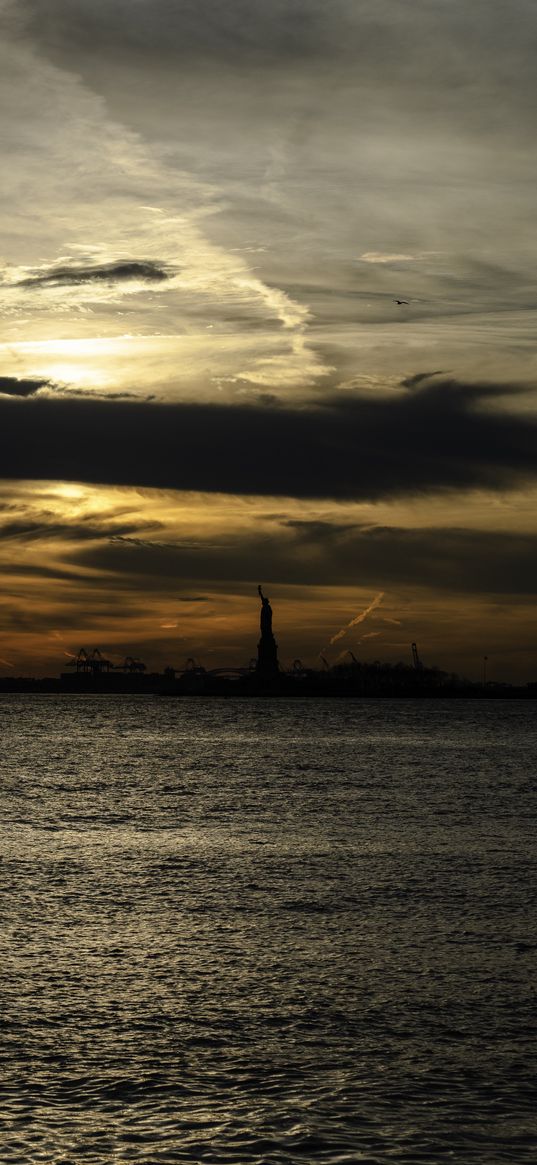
[0,0,537,682]
[0,475,534,681]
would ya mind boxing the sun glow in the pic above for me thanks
[52,484,87,501]
[0,336,137,391]
[42,362,108,387]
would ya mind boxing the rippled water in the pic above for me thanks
[1,696,536,1164]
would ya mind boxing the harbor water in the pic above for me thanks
[1,696,536,1164]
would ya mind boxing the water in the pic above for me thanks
[0,696,536,1164]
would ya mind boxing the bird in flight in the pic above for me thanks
[394,299,409,305]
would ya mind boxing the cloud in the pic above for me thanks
[110,535,221,552]
[359,252,420,264]
[5,0,537,404]
[51,386,156,401]
[0,513,161,545]
[27,0,358,67]
[400,371,445,389]
[58,514,537,599]
[0,377,535,501]
[0,17,327,390]
[25,0,537,116]
[16,260,170,288]
[0,562,91,582]
[0,375,52,397]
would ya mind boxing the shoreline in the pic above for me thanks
[0,677,535,699]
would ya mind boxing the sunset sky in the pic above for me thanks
[1,0,537,680]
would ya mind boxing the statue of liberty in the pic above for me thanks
[256,585,279,680]
[258,585,273,635]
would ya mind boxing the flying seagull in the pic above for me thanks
[394,299,409,305]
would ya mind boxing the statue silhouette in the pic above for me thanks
[258,585,273,635]
[256,585,279,680]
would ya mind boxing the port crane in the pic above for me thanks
[115,656,146,673]
[67,647,112,674]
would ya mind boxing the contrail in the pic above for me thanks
[329,592,385,646]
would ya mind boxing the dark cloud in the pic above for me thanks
[67,518,537,597]
[0,376,52,397]
[18,261,169,289]
[401,371,445,389]
[26,0,537,145]
[0,516,162,544]
[0,377,154,403]
[0,562,90,583]
[109,535,221,551]
[28,0,357,67]
[53,387,157,401]
[26,0,534,84]
[0,378,536,501]
[0,596,150,634]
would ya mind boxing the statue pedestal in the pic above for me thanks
[256,633,280,680]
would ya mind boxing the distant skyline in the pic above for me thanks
[1,0,537,681]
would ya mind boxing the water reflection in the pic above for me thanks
[1,697,536,1162]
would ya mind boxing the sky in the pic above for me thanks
[1,0,537,680]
